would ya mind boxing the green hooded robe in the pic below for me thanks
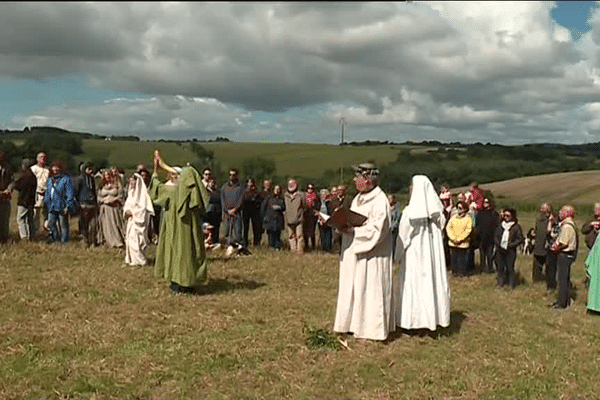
[149,166,210,288]
[586,233,600,312]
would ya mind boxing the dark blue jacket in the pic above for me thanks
[74,172,97,205]
[262,196,285,232]
[45,174,77,213]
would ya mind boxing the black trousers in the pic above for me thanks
[532,254,546,282]
[243,208,262,247]
[496,248,517,288]
[546,252,558,290]
[556,253,574,308]
[79,203,98,247]
[479,242,495,272]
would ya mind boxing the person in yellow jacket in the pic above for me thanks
[446,201,474,277]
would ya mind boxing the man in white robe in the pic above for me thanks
[334,163,395,341]
[396,175,450,331]
[123,173,154,266]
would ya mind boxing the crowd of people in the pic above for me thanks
[200,165,354,256]
[1,148,599,344]
[438,181,584,311]
[0,151,150,253]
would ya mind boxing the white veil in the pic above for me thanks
[123,173,154,223]
[397,175,446,253]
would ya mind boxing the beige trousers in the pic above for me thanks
[287,222,304,254]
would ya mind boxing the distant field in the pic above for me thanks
[80,140,199,172]
[80,140,406,179]
[200,142,405,178]
[78,139,600,212]
[459,170,600,210]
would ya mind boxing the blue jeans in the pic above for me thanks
[48,211,69,243]
[223,213,242,246]
[320,226,332,252]
[267,230,281,249]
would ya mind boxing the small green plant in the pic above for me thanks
[303,323,340,351]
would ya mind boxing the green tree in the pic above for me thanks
[241,157,276,183]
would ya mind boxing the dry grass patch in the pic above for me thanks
[470,170,600,206]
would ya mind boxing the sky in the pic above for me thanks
[1,1,600,145]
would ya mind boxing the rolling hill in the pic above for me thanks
[80,139,408,179]
[460,170,600,208]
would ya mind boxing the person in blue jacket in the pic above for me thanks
[45,159,77,243]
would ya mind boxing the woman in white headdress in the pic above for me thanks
[123,173,155,266]
[396,175,450,331]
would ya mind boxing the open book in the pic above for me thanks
[319,208,367,231]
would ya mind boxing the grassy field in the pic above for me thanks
[1,205,599,398]
[80,139,406,179]
[476,170,600,207]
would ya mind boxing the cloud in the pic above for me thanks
[9,96,252,140]
[2,2,600,143]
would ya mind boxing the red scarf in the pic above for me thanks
[306,191,317,208]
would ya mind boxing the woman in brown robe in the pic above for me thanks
[97,169,125,248]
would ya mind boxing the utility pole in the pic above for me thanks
[339,117,346,183]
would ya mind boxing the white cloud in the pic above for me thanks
[2,2,600,143]
[10,96,252,140]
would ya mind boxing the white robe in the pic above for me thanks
[396,175,450,330]
[123,174,154,266]
[334,186,396,341]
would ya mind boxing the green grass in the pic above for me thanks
[1,209,599,398]
[80,139,406,179]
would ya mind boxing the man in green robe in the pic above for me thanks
[586,234,600,313]
[149,160,210,294]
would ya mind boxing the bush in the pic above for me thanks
[241,157,276,183]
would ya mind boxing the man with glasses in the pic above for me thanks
[201,167,212,189]
[221,168,244,256]
[550,205,578,309]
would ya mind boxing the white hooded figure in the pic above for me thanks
[396,175,450,331]
[123,173,155,266]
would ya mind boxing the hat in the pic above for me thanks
[352,162,379,176]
